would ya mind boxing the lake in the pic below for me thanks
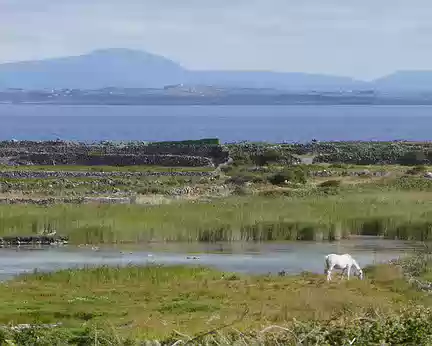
[1,104,432,142]
[0,237,421,281]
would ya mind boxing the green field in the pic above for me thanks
[0,259,431,345]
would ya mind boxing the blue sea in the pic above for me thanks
[1,104,432,142]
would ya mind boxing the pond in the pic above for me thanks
[0,237,422,281]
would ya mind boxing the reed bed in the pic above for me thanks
[0,190,431,243]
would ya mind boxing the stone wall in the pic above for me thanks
[0,196,133,205]
[0,145,227,158]
[16,153,214,167]
[0,170,213,179]
[0,140,229,167]
[0,197,85,205]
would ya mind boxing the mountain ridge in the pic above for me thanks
[0,48,430,92]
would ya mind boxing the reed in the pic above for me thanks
[0,190,431,243]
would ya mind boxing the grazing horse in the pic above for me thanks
[324,254,363,281]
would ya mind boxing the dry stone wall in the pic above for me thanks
[17,153,213,167]
[0,170,213,179]
[0,196,133,205]
[0,140,229,167]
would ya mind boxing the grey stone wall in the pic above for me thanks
[16,153,213,167]
[0,170,213,179]
[0,140,229,167]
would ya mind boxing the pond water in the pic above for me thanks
[0,237,422,281]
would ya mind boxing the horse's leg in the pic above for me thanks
[346,265,351,280]
[340,267,347,280]
[327,265,334,281]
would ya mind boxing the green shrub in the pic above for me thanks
[328,163,349,169]
[318,180,341,188]
[161,306,432,345]
[399,151,428,166]
[251,149,298,166]
[268,167,307,185]
[226,172,265,185]
[232,186,249,196]
[406,165,428,175]
[251,149,284,166]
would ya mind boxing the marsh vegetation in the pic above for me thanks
[1,140,432,344]
[2,141,432,244]
[1,252,432,345]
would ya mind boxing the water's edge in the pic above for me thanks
[0,238,421,281]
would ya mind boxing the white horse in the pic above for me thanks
[324,254,363,281]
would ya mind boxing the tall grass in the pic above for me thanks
[1,263,431,344]
[0,190,432,243]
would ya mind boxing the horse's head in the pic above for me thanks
[356,269,364,280]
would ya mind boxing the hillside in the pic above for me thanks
[0,49,186,89]
[3,49,432,92]
[0,48,364,91]
[373,70,432,92]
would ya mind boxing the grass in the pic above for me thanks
[0,263,429,342]
[1,189,432,243]
[1,162,432,243]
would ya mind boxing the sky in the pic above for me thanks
[1,0,432,80]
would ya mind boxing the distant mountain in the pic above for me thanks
[186,71,366,91]
[4,49,432,92]
[373,71,432,92]
[0,48,367,91]
[0,49,186,89]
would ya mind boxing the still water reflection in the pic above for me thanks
[0,237,422,281]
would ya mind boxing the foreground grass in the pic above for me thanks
[0,263,429,343]
[1,189,432,243]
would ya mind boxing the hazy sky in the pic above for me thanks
[1,0,431,80]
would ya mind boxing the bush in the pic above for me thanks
[406,165,428,175]
[226,172,265,185]
[328,163,349,169]
[161,306,432,345]
[251,149,284,166]
[399,151,428,166]
[318,180,341,188]
[268,167,307,185]
[232,186,249,196]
